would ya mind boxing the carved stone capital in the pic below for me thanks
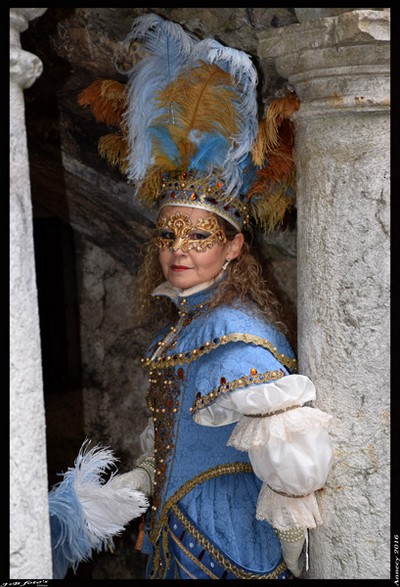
[259,9,390,114]
[10,8,47,89]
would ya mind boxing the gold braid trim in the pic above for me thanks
[150,462,253,544]
[267,483,321,499]
[174,554,209,579]
[142,332,298,372]
[168,527,219,579]
[191,368,286,412]
[170,504,288,579]
[244,403,301,418]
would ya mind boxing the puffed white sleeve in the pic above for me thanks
[194,374,333,531]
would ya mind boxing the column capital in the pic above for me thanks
[10,8,47,90]
[259,9,390,114]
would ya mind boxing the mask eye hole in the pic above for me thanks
[187,231,210,241]
[158,230,175,241]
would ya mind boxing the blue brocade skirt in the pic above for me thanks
[144,471,292,580]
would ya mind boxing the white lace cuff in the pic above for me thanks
[227,405,332,448]
[256,483,323,531]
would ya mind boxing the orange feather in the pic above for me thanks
[78,79,128,126]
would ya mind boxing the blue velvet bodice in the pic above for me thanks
[144,283,297,546]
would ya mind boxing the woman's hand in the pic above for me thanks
[280,536,305,577]
[110,467,152,496]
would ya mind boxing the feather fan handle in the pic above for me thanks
[48,440,148,579]
[78,79,127,126]
[124,14,199,184]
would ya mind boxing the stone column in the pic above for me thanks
[10,7,52,579]
[259,9,390,579]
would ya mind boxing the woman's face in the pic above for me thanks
[156,206,243,290]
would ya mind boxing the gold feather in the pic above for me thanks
[153,62,239,168]
[249,172,296,232]
[137,167,164,206]
[98,134,129,173]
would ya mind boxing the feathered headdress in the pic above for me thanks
[78,13,299,231]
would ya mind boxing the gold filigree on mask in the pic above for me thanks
[155,212,227,253]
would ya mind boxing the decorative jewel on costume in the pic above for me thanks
[190,368,286,412]
[146,366,180,526]
[155,211,227,253]
[142,333,298,372]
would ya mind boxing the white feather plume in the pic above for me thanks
[49,439,149,579]
[72,441,149,540]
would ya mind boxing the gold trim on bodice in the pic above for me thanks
[142,332,298,372]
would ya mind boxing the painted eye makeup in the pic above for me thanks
[187,231,210,241]
[158,229,175,240]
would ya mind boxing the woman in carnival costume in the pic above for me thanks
[49,13,333,580]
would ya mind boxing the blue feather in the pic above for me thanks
[188,134,230,172]
[123,14,259,205]
[47,441,148,579]
[49,472,98,579]
[239,154,258,194]
[149,126,181,167]
[189,38,259,196]
[124,14,199,183]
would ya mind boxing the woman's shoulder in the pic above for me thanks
[206,302,284,340]
[181,302,295,361]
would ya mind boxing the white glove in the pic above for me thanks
[280,536,305,577]
[110,467,152,496]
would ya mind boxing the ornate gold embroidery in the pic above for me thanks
[170,504,288,579]
[147,366,181,524]
[168,529,218,579]
[150,462,253,544]
[147,303,209,360]
[155,211,227,252]
[142,332,298,372]
[190,368,286,412]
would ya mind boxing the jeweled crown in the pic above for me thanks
[159,171,249,231]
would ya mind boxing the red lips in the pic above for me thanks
[171,265,191,271]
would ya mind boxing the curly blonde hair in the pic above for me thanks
[132,215,288,333]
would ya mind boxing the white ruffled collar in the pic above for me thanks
[151,270,225,304]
